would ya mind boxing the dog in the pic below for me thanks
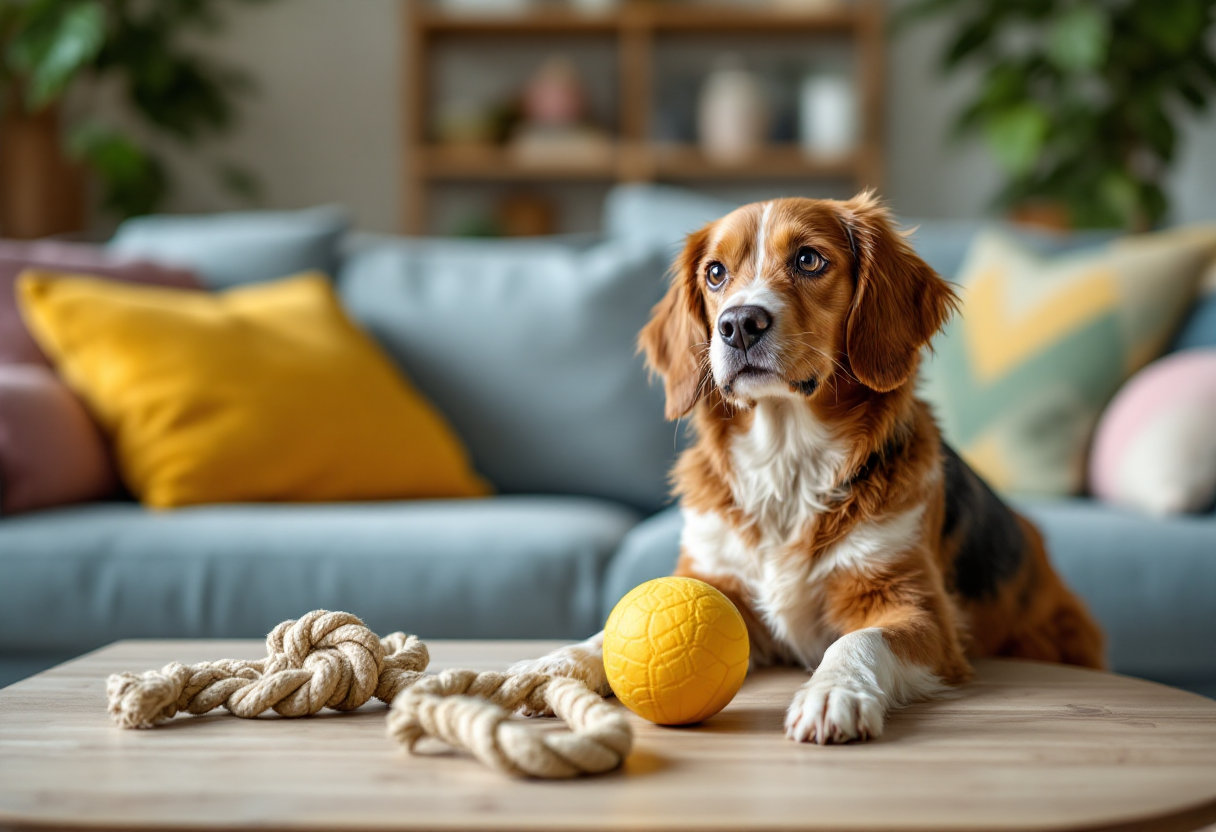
[512,192,1105,743]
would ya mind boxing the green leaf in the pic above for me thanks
[943,16,996,70]
[1130,98,1177,161]
[983,103,1050,175]
[66,120,167,218]
[8,1,106,109]
[1139,181,1169,228]
[1174,79,1208,111]
[1132,0,1206,57]
[1098,169,1142,229]
[1046,4,1109,74]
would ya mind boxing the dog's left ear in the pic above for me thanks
[838,192,958,393]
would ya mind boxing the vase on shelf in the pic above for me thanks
[697,55,769,166]
[797,69,857,162]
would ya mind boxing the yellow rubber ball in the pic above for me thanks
[603,576,750,725]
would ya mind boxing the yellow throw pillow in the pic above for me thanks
[18,272,489,508]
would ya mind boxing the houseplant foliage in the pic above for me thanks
[0,0,267,220]
[899,0,1216,229]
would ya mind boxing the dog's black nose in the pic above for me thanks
[718,305,772,352]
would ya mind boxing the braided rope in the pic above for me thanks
[105,610,631,779]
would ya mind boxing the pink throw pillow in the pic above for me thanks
[1,239,199,366]
[1089,349,1216,515]
[0,365,119,515]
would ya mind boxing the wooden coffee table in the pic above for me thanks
[2,640,1215,832]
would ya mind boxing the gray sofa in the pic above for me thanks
[2,186,1213,699]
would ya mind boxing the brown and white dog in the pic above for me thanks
[512,192,1105,743]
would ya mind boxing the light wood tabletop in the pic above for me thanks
[1,640,1215,832]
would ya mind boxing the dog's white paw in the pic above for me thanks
[508,642,609,716]
[784,678,886,744]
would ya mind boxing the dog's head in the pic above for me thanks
[639,192,957,419]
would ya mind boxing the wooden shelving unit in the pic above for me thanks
[403,0,885,234]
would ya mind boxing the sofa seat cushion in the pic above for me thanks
[1017,498,1216,685]
[0,496,639,657]
[599,502,1216,690]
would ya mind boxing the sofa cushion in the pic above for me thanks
[0,496,639,657]
[1088,350,1216,516]
[604,183,738,254]
[1171,268,1216,351]
[921,225,1216,497]
[19,272,487,508]
[1017,498,1216,685]
[340,238,680,513]
[0,366,118,516]
[601,185,1121,282]
[602,504,683,621]
[108,205,348,289]
[598,502,1216,690]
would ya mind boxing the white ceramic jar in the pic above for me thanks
[697,55,769,165]
[798,70,857,160]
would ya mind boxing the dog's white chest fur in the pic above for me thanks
[729,401,847,537]
[682,401,923,668]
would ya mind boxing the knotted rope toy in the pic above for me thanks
[106,610,631,779]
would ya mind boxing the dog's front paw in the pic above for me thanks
[508,641,610,716]
[784,678,885,744]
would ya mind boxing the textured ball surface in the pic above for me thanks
[603,576,749,725]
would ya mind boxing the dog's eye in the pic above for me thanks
[706,261,728,290]
[795,247,827,276]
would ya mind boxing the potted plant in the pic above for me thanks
[899,0,1216,229]
[0,0,266,237]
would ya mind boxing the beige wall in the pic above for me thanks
[154,0,404,232]
[121,0,1215,233]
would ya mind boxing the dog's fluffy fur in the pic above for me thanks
[513,193,1105,743]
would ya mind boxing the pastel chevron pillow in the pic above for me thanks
[920,225,1216,497]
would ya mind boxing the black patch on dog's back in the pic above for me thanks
[941,443,1025,600]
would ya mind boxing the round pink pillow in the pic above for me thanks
[1089,349,1216,515]
[0,365,118,515]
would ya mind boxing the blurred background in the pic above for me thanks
[3,0,1215,237]
[1,0,1214,699]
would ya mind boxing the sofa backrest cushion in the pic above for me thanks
[1171,265,1216,352]
[602,184,1123,282]
[109,205,348,289]
[340,237,681,513]
[604,184,738,255]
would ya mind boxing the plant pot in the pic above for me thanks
[0,105,85,239]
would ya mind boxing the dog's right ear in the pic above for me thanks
[638,225,713,420]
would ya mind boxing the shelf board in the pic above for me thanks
[649,5,857,33]
[653,144,863,179]
[416,2,858,36]
[419,145,618,180]
[416,143,866,181]
[416,7,619,36]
